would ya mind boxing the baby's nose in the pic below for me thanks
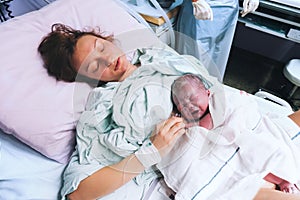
[187,103,196,109]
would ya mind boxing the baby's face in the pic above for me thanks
[173,84,209,122]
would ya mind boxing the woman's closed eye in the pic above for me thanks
[87,62,99,73]
[95,39,104,52]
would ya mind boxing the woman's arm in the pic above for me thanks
[67,155,144,200]
[68,116,185,200]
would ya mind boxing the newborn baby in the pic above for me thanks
[171,73,300,194]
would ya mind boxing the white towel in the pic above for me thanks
[157,87,300,200]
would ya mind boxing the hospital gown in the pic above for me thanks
[157,83,300,200]
[60,47,218,199]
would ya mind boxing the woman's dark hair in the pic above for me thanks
[38,23,114,83]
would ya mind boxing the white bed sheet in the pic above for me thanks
[0,130,66,199]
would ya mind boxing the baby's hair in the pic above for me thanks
[172,73,207,93]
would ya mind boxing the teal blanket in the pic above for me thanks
[61,47,217,199]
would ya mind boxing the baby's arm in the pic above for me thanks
[264,173,300,193]
[278,181,300,194]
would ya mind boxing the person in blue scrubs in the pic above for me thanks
[175,0,259,82]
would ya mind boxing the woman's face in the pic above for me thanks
[173,83,210,122]
[73,35,132,82]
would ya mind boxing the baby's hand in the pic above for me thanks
[279,182,300,194]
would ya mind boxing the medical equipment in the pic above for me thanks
[283,59,300,100]
[235,0,300,106]
[234,0,300,69]
[0,0,296,198]
[135,139,162,168]
[238,0,300,43]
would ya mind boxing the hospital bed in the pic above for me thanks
[0,0,295,199]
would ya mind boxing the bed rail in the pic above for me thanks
[254,90,293,112]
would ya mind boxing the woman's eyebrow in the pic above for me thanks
[93,38,97,50]
[84,39,98,72]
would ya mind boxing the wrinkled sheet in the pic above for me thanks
[157,85,300,200]
[61,47,218,199]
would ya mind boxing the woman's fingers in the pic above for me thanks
[151,116,186,157]
[174,126,186,139]
[169,120,186,139]
[161,116,183,131]
[160,117,185,140]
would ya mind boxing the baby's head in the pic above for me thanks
[171,74,210,122]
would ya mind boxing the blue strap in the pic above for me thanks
[291,131,300,140]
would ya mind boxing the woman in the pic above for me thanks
[38,24,300,200]
[39,23,186,200]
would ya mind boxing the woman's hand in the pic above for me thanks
[150,116,186,157]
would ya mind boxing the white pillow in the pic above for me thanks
[0,0,158,163]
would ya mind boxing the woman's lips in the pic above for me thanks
[114,57,120,71]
